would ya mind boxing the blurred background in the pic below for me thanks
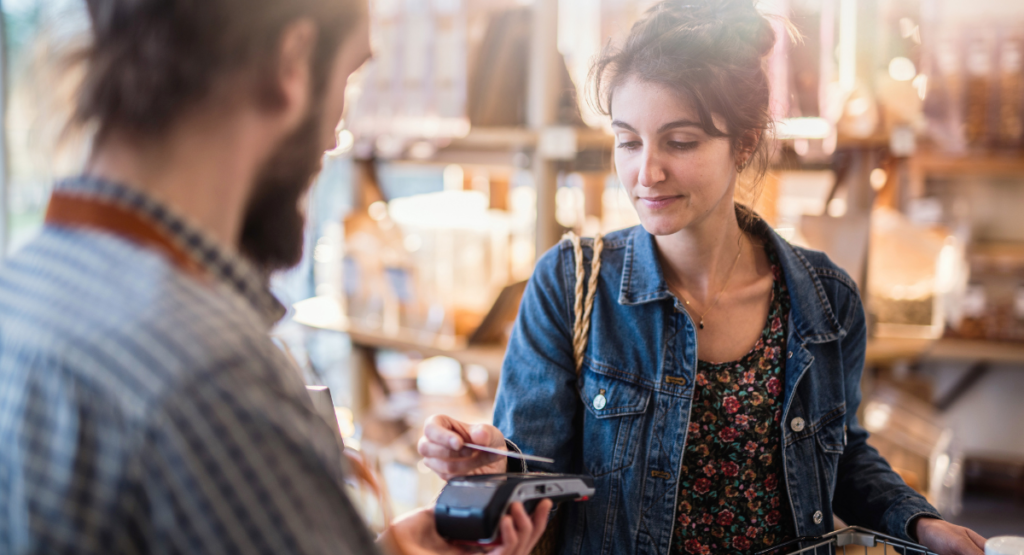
[1,0,1023,536]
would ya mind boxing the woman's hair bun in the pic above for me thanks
[589,0,791,208]
[645,0,778,60]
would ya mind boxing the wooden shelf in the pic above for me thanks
[443,125,613,151]
[866,337,1024,365]
[295,297,1024,373]
[908,151,1024,196]
[292,296,506,374]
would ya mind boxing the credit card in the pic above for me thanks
[463,443,555,464]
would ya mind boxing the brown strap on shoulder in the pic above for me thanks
[45,192,205,277]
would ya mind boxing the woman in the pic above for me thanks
[419,1,985,553]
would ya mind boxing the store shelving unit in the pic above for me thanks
[907,151,1024,197]
[442,125,612,151]
[866,337,1024,365]
[293,296,506,374]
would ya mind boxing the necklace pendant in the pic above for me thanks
[698,320,705,330]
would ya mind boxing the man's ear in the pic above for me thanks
[270,19,318,129]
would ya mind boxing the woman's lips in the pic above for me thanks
[638,195,683,209]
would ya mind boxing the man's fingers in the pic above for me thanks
[499,512,521,554]
[508,503,534,555]
[529,499,553,542]
[508,502,533,535]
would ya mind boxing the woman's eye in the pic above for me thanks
[616,141,641,150]
[669,141,699,151]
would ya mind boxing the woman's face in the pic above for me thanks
[611,78,739,236]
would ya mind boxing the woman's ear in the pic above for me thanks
[735,129,761,168]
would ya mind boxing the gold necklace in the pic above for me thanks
[676,238,744,331]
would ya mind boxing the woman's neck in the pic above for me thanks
[655,201,749,304]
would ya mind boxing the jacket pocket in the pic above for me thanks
[576,358,652,476]
[813,404,847,495]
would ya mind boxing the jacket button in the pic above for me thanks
[790,417,805,432]
[593,394,607,410]
[812,510,823,524]
[787,351,793,359]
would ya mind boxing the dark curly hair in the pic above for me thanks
[74,0,366,141]
[590,0,791,204]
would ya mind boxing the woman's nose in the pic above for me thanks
[637,147,666,188]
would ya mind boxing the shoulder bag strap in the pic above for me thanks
[563,232,604,375]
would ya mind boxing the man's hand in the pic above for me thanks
[915,517,986,555]
[380,500,552,555]
[418,415,508,481]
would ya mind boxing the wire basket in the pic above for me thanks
[755,526,939,555]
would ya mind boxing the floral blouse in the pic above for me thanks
[671,242,796,554]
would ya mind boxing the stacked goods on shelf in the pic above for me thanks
[867,207,967,339]
[342,182,534,345]
[861,385,963,517]
[467,7,582,127]
[923,21,1024,152]
[997,33,1024,148]
[946,243,1024,343]
[963,31,993,148]
[467,8,530,127]
[347,0,470,152]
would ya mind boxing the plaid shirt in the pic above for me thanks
[0,176,379,554]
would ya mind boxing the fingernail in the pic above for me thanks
[449,438,461,450]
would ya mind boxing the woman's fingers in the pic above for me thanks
[966,528,987,551]
[423,415,472,451]
[418,415,509,480]
[416,435,476,459]
[421,453,501,480]
[468,423,507,449]
[918,519,987,555]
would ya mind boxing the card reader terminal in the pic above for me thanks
[434,473,596,545]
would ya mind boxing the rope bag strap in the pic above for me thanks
[563,232,604,375]
[527,233,604,555]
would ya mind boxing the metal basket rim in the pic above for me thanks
[753,525,938,555]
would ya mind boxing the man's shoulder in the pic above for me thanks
[0,228,280,414]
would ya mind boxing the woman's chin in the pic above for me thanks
[638,215,689,237]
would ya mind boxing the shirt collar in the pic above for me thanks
[51,175,287,328]
[617,211,843,342]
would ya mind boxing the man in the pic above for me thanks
[0,1,549,553]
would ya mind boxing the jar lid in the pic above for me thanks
[987,536,1024,555]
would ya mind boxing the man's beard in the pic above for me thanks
[239,103,326,274]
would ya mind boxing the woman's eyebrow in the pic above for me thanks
[610,119,703,133]
[611,120,638,133]
[657,119,702,133]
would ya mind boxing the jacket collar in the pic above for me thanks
[617,213,844,344]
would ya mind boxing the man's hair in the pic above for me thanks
[75,0,365,139]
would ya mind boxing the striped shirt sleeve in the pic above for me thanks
[132,364,380,555]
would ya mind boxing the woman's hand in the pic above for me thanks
[418,415,508,481]
[380,500,552,555]
[915,517,986,555]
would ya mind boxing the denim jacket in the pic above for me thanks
[493,219,940,555]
